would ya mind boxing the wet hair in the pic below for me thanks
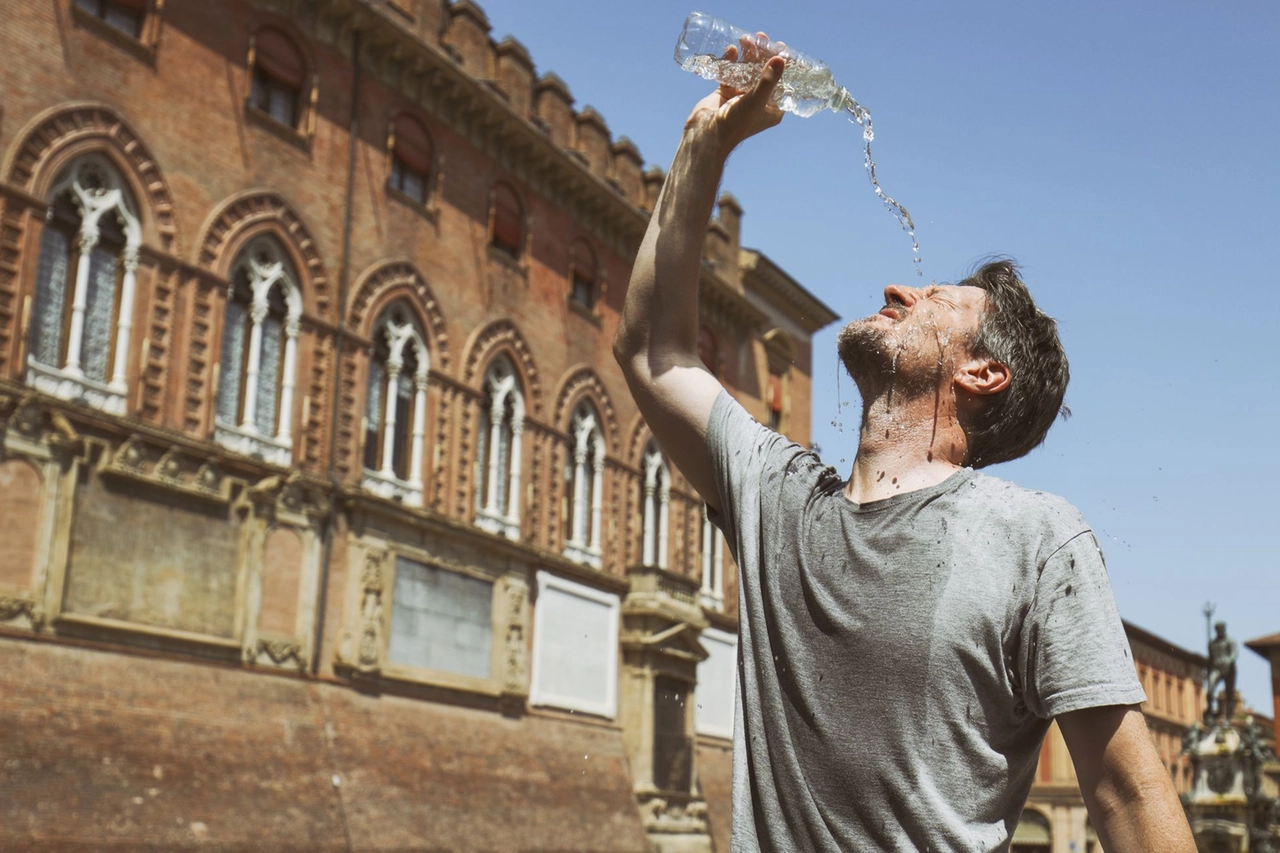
[960,259,1070,468]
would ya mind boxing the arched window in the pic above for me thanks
[214,237,301,466]
[563,401,605,568]
[362,302,429,506]
[697,326,718,377]
[250,27,306,128]
[490,182,523,259]
[641,443,670,569]
[74,0,146,38]
[1010,809,1051,853]
[474,356,524,540]
[28,154,141,415]
[570,238,598,309]
[388,113,432,204]
[700,504,724,610]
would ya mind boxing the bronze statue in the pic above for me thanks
[1205,621,1238,723]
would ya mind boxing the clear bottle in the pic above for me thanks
[673,12,852,118]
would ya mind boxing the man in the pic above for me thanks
[613,46,1196,852]
[1206,621,1238,721]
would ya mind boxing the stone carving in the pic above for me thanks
[356,550,386,673]
[256,638,305,671]
[0,596,44,631]
[112,435,148,471]
[9,395,44,441]
[551,369,619,455]
[502,579,528,693]
[348,262,450,370]
[155,448,185,483]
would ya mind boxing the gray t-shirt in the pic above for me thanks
[706,392,1145,852]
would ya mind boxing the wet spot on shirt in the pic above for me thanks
[1064,584,1074,596]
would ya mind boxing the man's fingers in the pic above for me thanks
[741,55,785,110]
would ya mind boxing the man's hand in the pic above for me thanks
[685,41,787,164]
[1058,704,1196,852]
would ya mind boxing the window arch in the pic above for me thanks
[641,442,670,569]
[1010,809,1051,853]
[563,401,605,568]
[570,238,598,310]
[362,301,429,506]
[490,182,524,258]
[700,503,725,609]
[214,236,302,466]
[250,27,307,128]
[28,154,142,415]
[388,113,433,205]
[474,355,524,540]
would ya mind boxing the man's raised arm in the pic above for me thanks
[612,50,785,512]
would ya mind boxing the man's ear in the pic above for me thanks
[955,358,1010,396]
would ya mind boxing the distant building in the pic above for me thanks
[1246,630,1280,745]
[0,1,835,850]
[1014,621,1208,853]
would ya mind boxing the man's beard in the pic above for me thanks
[836,319,941,402]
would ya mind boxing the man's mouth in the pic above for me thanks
[878,305,905,321]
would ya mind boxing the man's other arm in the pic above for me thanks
[612,52,785,513]
[1058,704,1196,852]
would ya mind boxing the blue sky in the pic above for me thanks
[472,0,1280,712]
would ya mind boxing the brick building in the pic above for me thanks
[0,0,836,850]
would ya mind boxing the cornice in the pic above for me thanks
[740,249,839,336]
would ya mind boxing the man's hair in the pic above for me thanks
[960,259,1069,469]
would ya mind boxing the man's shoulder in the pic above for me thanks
[961,471,1090,542]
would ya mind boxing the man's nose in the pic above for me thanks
[884,284,920,306]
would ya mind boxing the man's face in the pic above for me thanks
[837,283,988,398]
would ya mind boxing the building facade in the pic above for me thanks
[0,1,835,850]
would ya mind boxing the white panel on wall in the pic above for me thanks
[695,627,737,738]
[530,571,619,717]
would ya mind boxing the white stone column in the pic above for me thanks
[109,246,138,392]
[379,360,402,476]
[275,319,298,443]
[589,442,604,552]
[642,478,656,567]
[239,303,266,433]
[701,511,714,595]
[408,374,427,489]
[504,419,524,536]
[570,444,588,547]
[657,475,670,570]
[484,395,504,516]
[713,528,724,601]
[63,231,97,377]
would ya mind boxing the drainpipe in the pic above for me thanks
[312,27,361,675]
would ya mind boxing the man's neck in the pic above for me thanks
[844,391,969,505]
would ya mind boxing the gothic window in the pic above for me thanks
[388,113,432,205]
[27,154,141,415]
[1010,809,1052,853]
[250,27,306,128]
[700,504,725,610]
[562,401,605,568]
[474,356,524,540]
[214,237,301,467]
[490,182,524,259]
[570,238,598,310]
[361,302,429,506]
[641,442,670,569]
[697,326,718,377]
[74,0,146,38]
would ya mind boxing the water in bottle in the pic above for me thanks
[674,12,921,276]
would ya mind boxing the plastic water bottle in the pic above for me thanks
[673,11,924,277]
[673,12,853,118]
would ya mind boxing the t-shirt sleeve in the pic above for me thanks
[704,390,810,550]
[1018,531,1147,719]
